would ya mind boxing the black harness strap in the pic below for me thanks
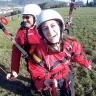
[50,44,72,70]
[50,56,70,70]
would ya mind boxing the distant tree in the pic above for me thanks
[19,0,23,5]
[93,0,96,6]
[86,0,89,6]
[12,0,19,5]
[71,0,75,2]
[89,2,94,7]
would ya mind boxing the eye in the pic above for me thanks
[51,24,56,28]
[42,26,48,31]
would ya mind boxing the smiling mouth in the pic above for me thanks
[49,35,56,38]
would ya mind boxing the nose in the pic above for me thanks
[23,18,27,22]
[48,27,53,35]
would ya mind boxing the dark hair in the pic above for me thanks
[62,33,77,42]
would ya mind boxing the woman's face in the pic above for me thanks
[41,20,60,43]
[22,15,34,28]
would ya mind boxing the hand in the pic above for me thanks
[88,65,92,70]
[6,71,18,80]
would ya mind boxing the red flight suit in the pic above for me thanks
[28,40,91,95]
[11,27,40,73]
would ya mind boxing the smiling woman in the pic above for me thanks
[41,20,61,44]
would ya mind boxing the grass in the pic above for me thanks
[0,7,96,96]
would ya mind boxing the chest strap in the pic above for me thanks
[32,43,72,65]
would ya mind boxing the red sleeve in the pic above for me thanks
[11,45,21,73]
[71,41,91,69]
[11,29,25,73]
[27,28,41,44]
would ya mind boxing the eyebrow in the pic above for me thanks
[42,22,57,27]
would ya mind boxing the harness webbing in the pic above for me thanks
[50,56,70,70]
[32,44,72,70]
[33,53,42,63]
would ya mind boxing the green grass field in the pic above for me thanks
[0,7,96,96]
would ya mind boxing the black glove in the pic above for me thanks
[0,22,6,32]
[42,89,52,96]
[0,22,4,29]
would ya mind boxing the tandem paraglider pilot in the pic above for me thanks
[6,3,42,95]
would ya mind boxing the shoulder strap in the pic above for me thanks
[31,50,45,67]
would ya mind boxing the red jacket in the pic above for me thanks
[11,27,40,73]
[28,40,91,90]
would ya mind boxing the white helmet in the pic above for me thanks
[36,9,64,29]
[22,4,41,18]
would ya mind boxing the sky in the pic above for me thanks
[51,0,93,4]
[78,0,93,4]
[0,0,93,3]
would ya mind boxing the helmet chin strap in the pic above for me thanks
[30,16,36,29]
[30,23,35,29]
[30,19,36,28]
[44,35,62,53]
